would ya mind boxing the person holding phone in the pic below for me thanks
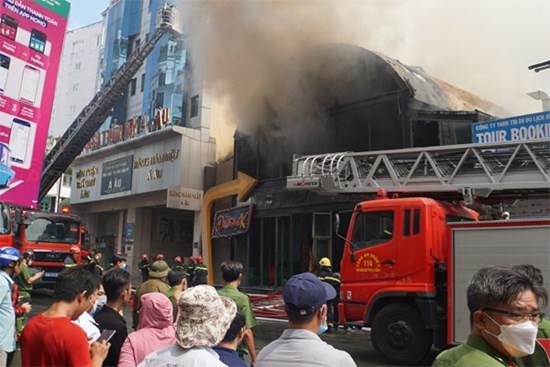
[94,268,132,367]
[20,266,110,367]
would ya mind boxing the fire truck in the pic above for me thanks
[0,4,182,283]
[287,138,550,365]
[12,208,90,286]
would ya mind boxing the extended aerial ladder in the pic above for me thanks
[286,139,550,202]
[38,4,182,201]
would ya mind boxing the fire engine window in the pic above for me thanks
[403,209,411,237]
[351,211,394,250]
[26,218,80,244]
[413,209,420,235]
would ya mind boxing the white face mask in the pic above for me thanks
[94,295,107,313]
[484,312,539,357]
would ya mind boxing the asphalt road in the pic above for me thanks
[22,291,438,367]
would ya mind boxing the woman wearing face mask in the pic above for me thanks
[433,267,548,367]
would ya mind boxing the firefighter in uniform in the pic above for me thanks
[87,250,104,276]
[172,256,185,272]
[186,256,195,286]
[317,257,341,331]
[138,254,150,282]
[192,256,208,286]
[63,245,80,268]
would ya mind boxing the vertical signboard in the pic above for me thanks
[0,0,69,207]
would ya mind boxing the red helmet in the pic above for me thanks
[189,256,195,261]
[196,255,203,263]
[141,254,148,260]
[69,245,80,254]
[156,253,164,261]
[174,256,182,263]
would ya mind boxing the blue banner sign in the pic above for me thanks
[101,155,134,195]
[211,205,253,239]
[472,111,550,144]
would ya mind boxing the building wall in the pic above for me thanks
[50,21,103,137]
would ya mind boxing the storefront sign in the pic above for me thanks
[125,223,134,239]
[101,155,133,195]
[472,111,550,144]
[167,186,202,211]
[211,205,253,238]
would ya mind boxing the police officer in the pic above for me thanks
[172,256,185,272]
[193,256,208,286]
[63,245,80,268]
[317,257,341,331]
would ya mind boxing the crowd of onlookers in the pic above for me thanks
[1,245,549,367]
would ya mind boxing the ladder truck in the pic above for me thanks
[287,139,550,365]
[10,4,182,285]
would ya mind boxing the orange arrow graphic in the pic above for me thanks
[200,171,258,284]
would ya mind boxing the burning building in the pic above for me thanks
[210,44,507,286]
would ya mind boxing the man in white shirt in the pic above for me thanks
[257,272,357,367]
[139,285,237,367]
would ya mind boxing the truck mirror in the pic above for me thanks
[334,214,341,234]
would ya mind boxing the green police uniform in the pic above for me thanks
[433,335,516,367]
[218,284,258,357]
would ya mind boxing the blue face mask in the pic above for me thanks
[120,263,128,271]
[317,318,328,335]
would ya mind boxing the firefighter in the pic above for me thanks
[88,250,104,276]
[317,257,341,331]
[186,256,195,286]
[138,254,150,282]
[155,253,165,261]
[193,255,208,286]
[172,256,185,272]
[63,245,80,268]
[108,252,128,271]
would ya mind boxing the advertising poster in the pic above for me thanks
[0,0,70,207]
[471,111,550,144]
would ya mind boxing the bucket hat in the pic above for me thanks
[149,260,170,278]
[175,285,236,348]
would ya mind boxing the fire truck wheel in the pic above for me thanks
[371,303,432,365]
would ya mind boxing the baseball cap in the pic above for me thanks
[284,272,337,315]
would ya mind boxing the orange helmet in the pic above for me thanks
[174,256,182,263]
[196,255,203,263]
[69,245,80,254]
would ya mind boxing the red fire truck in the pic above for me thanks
[287,139,550,365]
[12,208,90,286]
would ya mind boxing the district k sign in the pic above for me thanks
[211,205,253,239]
[472,111,550,144]
[0,0,70,208]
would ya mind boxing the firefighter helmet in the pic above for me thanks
[141,253,148,260]
[196,255,203,263]
[23,251,35,260]
[156,253,165,261]
[69,245,80,254]
[319,257,331,267]
[0,247,20,267]
[174,256,182,263]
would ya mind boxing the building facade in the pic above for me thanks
[70,0,214,278]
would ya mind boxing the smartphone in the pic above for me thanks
[29,29,46,54]
[0,54,10,93]
[0,14,18,40]
[9,118,30,165]
[97,329,116,343]
[19,65,40,105]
